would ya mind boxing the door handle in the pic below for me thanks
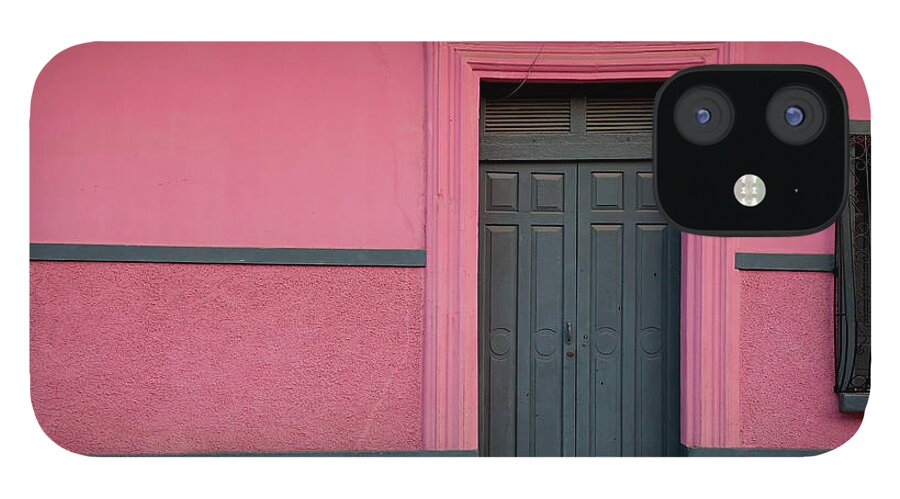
[566,321,573,345]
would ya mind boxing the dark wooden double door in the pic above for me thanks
[478,161,680,456]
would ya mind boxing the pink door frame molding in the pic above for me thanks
[422,42,738,450]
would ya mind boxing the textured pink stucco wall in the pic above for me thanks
[30,262,424,455]
[31,42,426,249]
[739,271,862,449]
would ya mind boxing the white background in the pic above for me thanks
[1,1,895,497]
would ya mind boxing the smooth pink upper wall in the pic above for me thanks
[31,42,426,249]
[31,262,424,455]
[739,271,861,449]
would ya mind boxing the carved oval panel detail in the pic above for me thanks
[490,328,512,356]
[641,327,662,355]
[534,328,558,356]
[594,327,618,355]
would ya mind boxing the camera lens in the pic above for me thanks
[696,108,711,125]
[766,86,826,145]
[674,86,734,145]
[785,106,804,127]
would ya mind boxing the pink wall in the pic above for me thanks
[31,42,426,249]
[739,271,862,448]
[31,42,869,454]
[31,262,424,455]
[30,42,429,455]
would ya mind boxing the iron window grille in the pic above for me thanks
[834,128,871,412]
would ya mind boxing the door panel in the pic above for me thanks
[479,164,577,457]
[575,162,680,457]
[636,223,666,456]
[479,161,679,457]
[530,226,565,455]
[482,225,518,456]
[583,223,623,456]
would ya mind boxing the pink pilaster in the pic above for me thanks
[680,234,742,447]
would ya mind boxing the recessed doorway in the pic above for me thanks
[477,83,681,456]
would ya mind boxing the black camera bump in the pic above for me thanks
[654,65,848,236]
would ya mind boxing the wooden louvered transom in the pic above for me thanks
[480,83,660,161]
[586,97,654,133]
[483,98,571,133]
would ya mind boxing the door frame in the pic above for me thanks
[422,42,740,451]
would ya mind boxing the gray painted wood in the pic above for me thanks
[479,163,577,456]
[575,162,680,457]
[480,134,652,162]
[479,83,658,162]
[479,161,680,457]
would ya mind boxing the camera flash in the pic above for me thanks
[734,174,766,207]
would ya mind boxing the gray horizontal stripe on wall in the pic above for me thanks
[850,119,871,135]
[734,253,835,272]
[683,447,827,457]
[838,393,869,413]
[30,243,426,267]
